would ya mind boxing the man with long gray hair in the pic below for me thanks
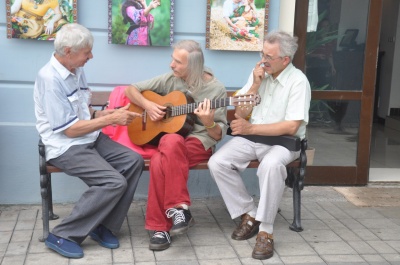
[125,40,228,250]
[34,23,144,258]
[208,31,311,260]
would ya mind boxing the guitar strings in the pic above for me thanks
[164,94,258,117]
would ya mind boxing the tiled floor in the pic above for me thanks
[369,123,400,182]
[1,186,400,265]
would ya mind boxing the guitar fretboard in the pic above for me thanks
[167,95,258,117]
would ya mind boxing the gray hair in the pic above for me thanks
[172,40,205,92]
[54,23,94,56]
[264,31,298,61]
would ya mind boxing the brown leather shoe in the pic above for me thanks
[252,231,274,260]
[231,214,260,240]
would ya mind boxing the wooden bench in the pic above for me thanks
[38,90,307,241]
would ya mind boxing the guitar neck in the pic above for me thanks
[168,97,232,117]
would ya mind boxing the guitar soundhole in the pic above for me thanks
[163,104,174,122]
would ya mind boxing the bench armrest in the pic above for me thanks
[227,127,302,151]
[233,134,301,151]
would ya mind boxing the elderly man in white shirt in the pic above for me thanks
[34,23,144,259]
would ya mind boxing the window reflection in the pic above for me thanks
[308,100,360,166]
[306,0,368,92]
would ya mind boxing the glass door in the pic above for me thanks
[293,0,382,185]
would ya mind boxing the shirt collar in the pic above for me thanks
[50,53,82,80]
[266,63,295,86]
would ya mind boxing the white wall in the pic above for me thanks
[0,0,285,204]
[279,0,295,36]
[378,0,400,118]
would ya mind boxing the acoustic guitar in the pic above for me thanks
[127,90,260,145]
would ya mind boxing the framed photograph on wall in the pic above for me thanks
[108,0,174,46]
[339,29,359,49]
[206,0,269,51]
[6,0,77,40]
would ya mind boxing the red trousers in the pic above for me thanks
[144,134,212,231]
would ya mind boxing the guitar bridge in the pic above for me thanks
[142,110,147,131]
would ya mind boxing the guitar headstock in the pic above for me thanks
[232,93,261,107]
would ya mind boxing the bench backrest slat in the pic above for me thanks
[91,91,111,108]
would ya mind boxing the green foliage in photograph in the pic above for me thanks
[59,0,75,23]
[254,0,267,9]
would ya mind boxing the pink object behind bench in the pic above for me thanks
[102,86,158,159]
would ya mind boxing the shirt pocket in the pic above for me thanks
[67,93,81,117]
[80,87,92,105]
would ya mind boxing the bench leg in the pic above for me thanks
[289,179,303,232]
[39,173,59,242]
[40,173,50,242]
[47,177,59,221]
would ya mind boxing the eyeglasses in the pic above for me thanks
[259,52,282,62]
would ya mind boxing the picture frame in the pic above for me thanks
[6,0,77,40]
[206,0,269,51]
[339,29,358,48]
[108,0,174,46]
